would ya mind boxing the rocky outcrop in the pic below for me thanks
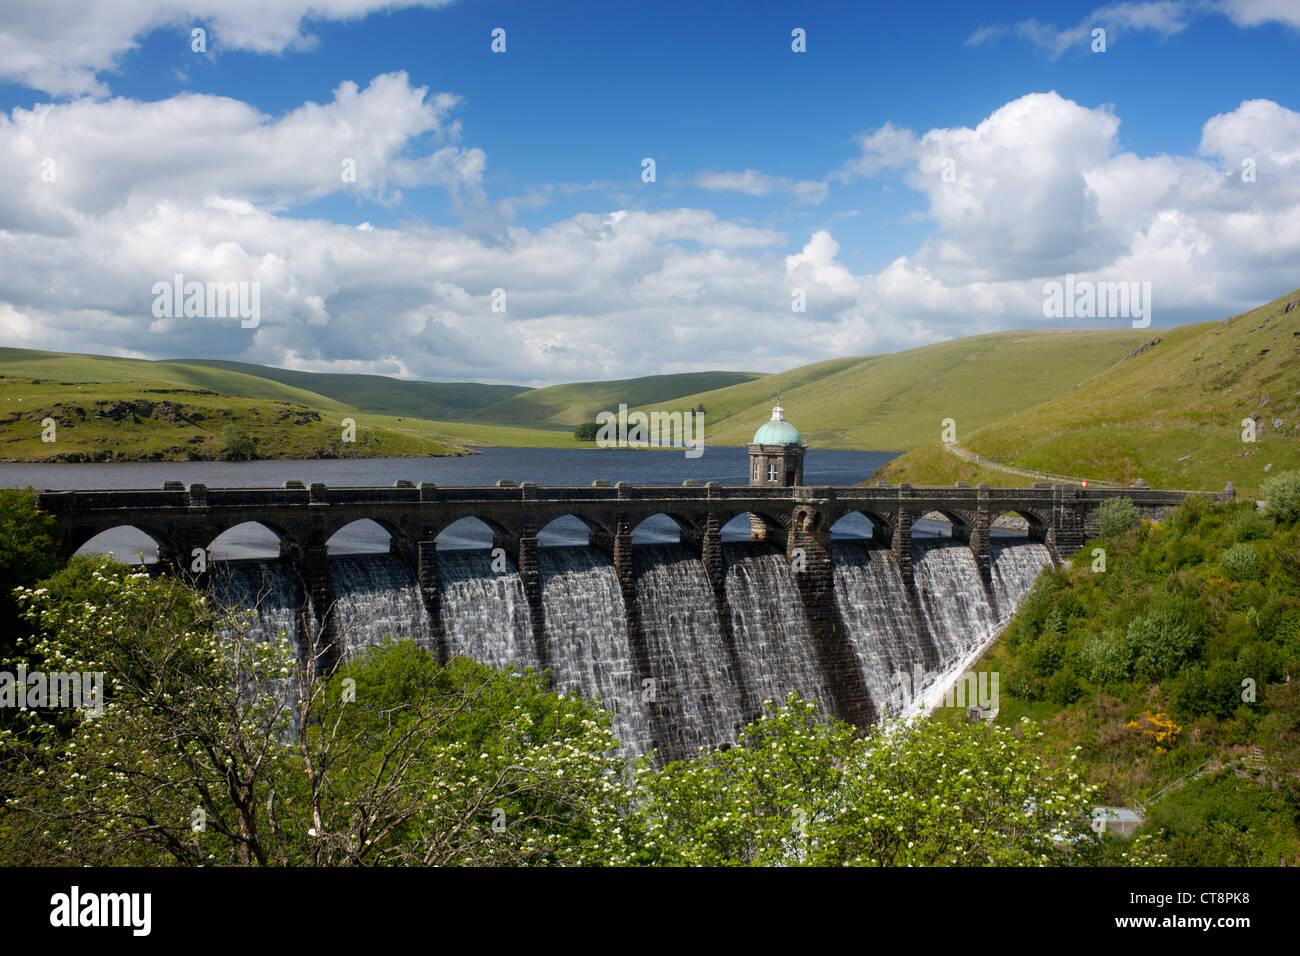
[1124,337,1162,360]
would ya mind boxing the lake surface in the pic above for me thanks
[0,445,895,491]
[6,445,930,559]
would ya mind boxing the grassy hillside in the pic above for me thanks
[946,493,1300,864]
[0,375,467,461]
[468,371,763,428]
[0,349,587,460]
[877,288,1300,496]
[637,330,1148,450]
[0,348,361,417]
[179,359,526,420]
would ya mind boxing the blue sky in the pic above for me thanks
[0,0,1298,384]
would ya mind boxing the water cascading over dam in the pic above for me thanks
[537,547,653,756]
[48,478,1210,762]
[632,544,747,759]
[723,542,835,721]
[329,554,432,661]
[436,549,535,671]
[201,535,1052,761]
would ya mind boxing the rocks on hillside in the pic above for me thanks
[1124,337,1162,360]
[91,399,194,422]
[272,404,321,425]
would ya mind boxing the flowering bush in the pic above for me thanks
[0,558,636,866]
[1127,710,1181,753]
[636,695,1120,866]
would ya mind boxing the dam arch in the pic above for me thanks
[206,520,290,561]
[72,525,167,565]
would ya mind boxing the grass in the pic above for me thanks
[178,359,527,420]
[932,495,1300,863]
[465,371,763,428]
[0,349,758,457]
[0,376,468,461]
[878,287,1300,496]
[634,329,1148,451]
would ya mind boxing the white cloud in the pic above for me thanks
[1,80,1299,385]
[968,1,1191,57]
[969,0,1300,58]
[0,0,457,96]
[832,122,918,182]
[1221,0,1300,29]
[693,168,828,204]
[0,72,478,235]
[836,91,1300,324]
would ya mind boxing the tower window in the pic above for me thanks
[768,462,778,481]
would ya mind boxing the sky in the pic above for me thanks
[0,0,1298,386]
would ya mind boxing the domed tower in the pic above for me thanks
[747,396,805,487]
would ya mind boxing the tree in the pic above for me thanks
[573,421,600,442]
[1262,469,1300,525]
[220,423,258,460]
[1097,496,1139,538]
[1125,605,1202,681]
[0,488,58,659]
[0,559,637,866]
[635,695,1124,866]
[636,696,853,865]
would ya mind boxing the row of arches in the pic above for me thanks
[72,508,1045,565]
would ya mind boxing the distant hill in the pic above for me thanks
[0,348,360,417]
[0,374,469,462]
[466,371,764,428]
[7,287,1299,484]
[0,348,569,462]
[875,287,1300,496]
[179,359,526,421]
[635,329,1149,450]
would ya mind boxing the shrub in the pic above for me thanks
[1097,497,1139,538]
[1261,469,1300,525]
[573,421,600,441]
[1024,633,1065,676]
[1218,543,1260,581]
[1126,606,1202,681]
[220,424,258,460]
[1173,661,1244,720]
[1140,775,1285,866]
[0,487,59,658]
[1081,630,1132,685]
[1127,709,1181,752]
[1233,507,1268,541]
[1044,667,1082,705]
[1168,494,1209,536]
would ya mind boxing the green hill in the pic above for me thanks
[0,375,468,462]
[179,359,526,420]
[636,330,1149,450]
[958,493,1300,864]
[0,348,578,461]
[876,287,1300,497]
[467,371,763,428]
[0,348,360,417]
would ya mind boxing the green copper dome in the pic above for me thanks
[752,401,802,445]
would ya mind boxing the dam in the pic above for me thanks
[35,474,1216,760]
[34,402,1224,759]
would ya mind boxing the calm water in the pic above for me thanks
[0,445,895,491]
[7,446,920,560]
